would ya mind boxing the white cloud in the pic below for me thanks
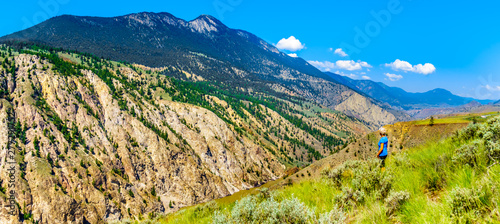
[336,60,372,71]
[336,60,362,71]
[308,60,371,72]
[359,61,372,68]
[334,48,348,57]
[413,63,436,75]
[329,48,333,51]
[276,36,305,51]
[336,71,358,79]
[308,61,336,72]
[385,59,436,75]
[287,53,298,58]
[385,73,403,81]
[361,76,371,80]
[485,85,500,91]
[385,59,413,72]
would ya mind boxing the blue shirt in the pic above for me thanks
[378,136,388,157]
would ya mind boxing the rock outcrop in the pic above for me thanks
[0,54,284,223]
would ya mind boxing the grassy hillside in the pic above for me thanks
[151,115,500,224]
[413,112,500,125]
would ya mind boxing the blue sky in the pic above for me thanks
[1,0,500,100]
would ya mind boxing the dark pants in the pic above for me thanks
[379,156,387,167]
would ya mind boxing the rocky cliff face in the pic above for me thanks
[333,91,399,128]
[0,53,284,223]
[0,48,367,223]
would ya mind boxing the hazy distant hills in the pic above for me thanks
[1,12,409,127]
[326,72,494,110]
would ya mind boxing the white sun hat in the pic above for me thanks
[379,127,387,135]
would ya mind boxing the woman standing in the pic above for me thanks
[377,127,389,171]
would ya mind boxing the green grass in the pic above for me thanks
[153,88,172,101]
[414,112,500,125]
[57,52,82,64]
[277,180,339,215]
[147,116,500,224]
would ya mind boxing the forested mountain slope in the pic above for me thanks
[0,12,409,128]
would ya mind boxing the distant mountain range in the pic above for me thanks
[325,72,494,110]
[0,12,409,127]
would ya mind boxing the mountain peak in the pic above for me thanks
[193,15,220,23]
[124,11,176,18]
[119,11,185,27]
[189,14,225,34]
[428,88,452,95]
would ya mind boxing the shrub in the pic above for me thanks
[351,161,393,199]
[192,201,219,219]
[456,123,481,141]
[151,186,156,197]
[322,160,363,187]
[334,187,365,209]
[212,195,341,224]
[323,159,393,200]
[258,187,270,199]
[450,179,495,220]
[384,191,410,216]
[452,143,479,167]
[487,142,500,162]
[449,187,483,218]
[392,152,406,167]
[479,117,500,160]
[318,206,346,224]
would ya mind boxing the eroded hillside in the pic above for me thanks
[0,45,368,223]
